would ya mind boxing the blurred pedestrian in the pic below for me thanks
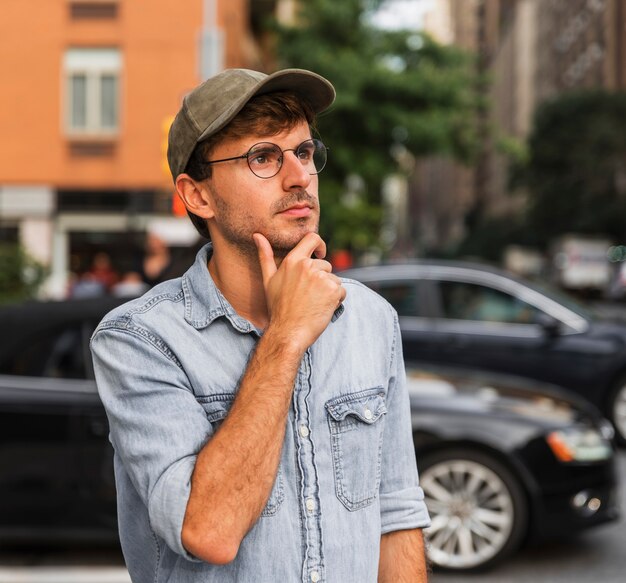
[91,68,430,582]
[69,270,106,299]
[111,271,150,298]
[88,252,119,291]
[141,230,174,286]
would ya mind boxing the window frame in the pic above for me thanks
[437,279,544,326]
[64,48,122,137]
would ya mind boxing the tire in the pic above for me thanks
[419,447,528,572]
[608,378,626,446]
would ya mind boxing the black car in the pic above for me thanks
[408,366,618,571]
[341,260,626,443]
[0,298,619,573]
[0,297,125,542]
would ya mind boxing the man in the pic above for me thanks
[91,68,430,583]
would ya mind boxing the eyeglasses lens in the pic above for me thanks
[246,140,327,179]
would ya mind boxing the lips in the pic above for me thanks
[279,203,313,217]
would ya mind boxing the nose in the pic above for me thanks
[280,150,312,190]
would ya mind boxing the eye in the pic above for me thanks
[249,152,270,166]
[297,143,315,161]
[248,146,280,168]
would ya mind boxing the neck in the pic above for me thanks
[208,242,277,330]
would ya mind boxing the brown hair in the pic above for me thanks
[183,91,317,239]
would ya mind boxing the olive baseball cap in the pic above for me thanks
[167,68,336,181]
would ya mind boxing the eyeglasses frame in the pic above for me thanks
[202,138,328,179]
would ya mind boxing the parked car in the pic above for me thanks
[408,365,618,571]
[340,260,626,443]
[0,297,125,543]
[0,298,619,574]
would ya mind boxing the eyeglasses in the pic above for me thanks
[204,138,328,179]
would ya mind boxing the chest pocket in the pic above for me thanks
[197,393,284,517]
[325,388,387,511]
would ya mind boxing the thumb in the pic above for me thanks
[253,233,277,287]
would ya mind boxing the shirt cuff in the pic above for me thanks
[148,455,203,562]
[380,486,431,534]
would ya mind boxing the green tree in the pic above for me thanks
[0,244,46,305]
[520,90,626,246]
[271,0,481,254]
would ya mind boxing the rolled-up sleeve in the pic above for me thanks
[379,314,431,533]
[91,323,209,559]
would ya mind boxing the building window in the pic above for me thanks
[64,48,121,136]
[0,225,19,244]
[69,1,119,20]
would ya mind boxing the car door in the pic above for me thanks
[0,312,116,538]
[361,278,444,363]
[422,278,553,376]
[420,275,605,387]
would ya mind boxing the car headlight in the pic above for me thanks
[546,426,612,462]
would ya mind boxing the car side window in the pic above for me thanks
[439,281,541,324]
[367,281,419,317]
[0,322,93,379]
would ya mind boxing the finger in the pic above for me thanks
[326,273,342,286]
[253,233,277,286]
[311,259,333,273]
[338,285,347,304]
[288,232,327,262]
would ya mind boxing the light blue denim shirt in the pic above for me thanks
[91,243,430,583]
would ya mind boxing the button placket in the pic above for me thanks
[294,350,324,582]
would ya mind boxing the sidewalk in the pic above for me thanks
[0,567,131,583]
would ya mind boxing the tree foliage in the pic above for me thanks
[0,244,45,305]
[271,0,481,253]
[520,90,626,246]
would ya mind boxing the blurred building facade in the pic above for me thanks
[0,0,278,297]
[417,0,626,256]
[534,0,626,101]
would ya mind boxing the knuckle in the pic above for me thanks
[313,259,331,272]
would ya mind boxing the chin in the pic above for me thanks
[269,229,317,257]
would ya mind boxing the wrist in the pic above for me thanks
[261,323,309,360]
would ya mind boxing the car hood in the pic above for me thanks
[406,366,604,429]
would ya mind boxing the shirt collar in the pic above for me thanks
[182,243,254,332]
[182,242,344,332]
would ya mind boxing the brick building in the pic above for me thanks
[0,0,264,297]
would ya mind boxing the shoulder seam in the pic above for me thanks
[92,321,183,369]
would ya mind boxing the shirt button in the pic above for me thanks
[364,408,373,420]
[310,571,321,582]
[306,498,315,513]
[299,424,310,438]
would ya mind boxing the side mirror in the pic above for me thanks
[536,313,561,337]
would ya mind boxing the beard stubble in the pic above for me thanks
[209,186,320,260]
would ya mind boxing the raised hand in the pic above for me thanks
[253,232,346,352]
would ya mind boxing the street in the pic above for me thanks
[0,451,624,583]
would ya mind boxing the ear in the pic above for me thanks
[175,174,215,220]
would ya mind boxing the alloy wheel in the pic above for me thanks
[421,455,521,571]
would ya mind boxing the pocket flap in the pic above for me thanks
[326,389,387,424]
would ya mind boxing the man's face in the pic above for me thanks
[203,120,320,260]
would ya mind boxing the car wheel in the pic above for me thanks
[608,378,626,445]
[419,448,528,572]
